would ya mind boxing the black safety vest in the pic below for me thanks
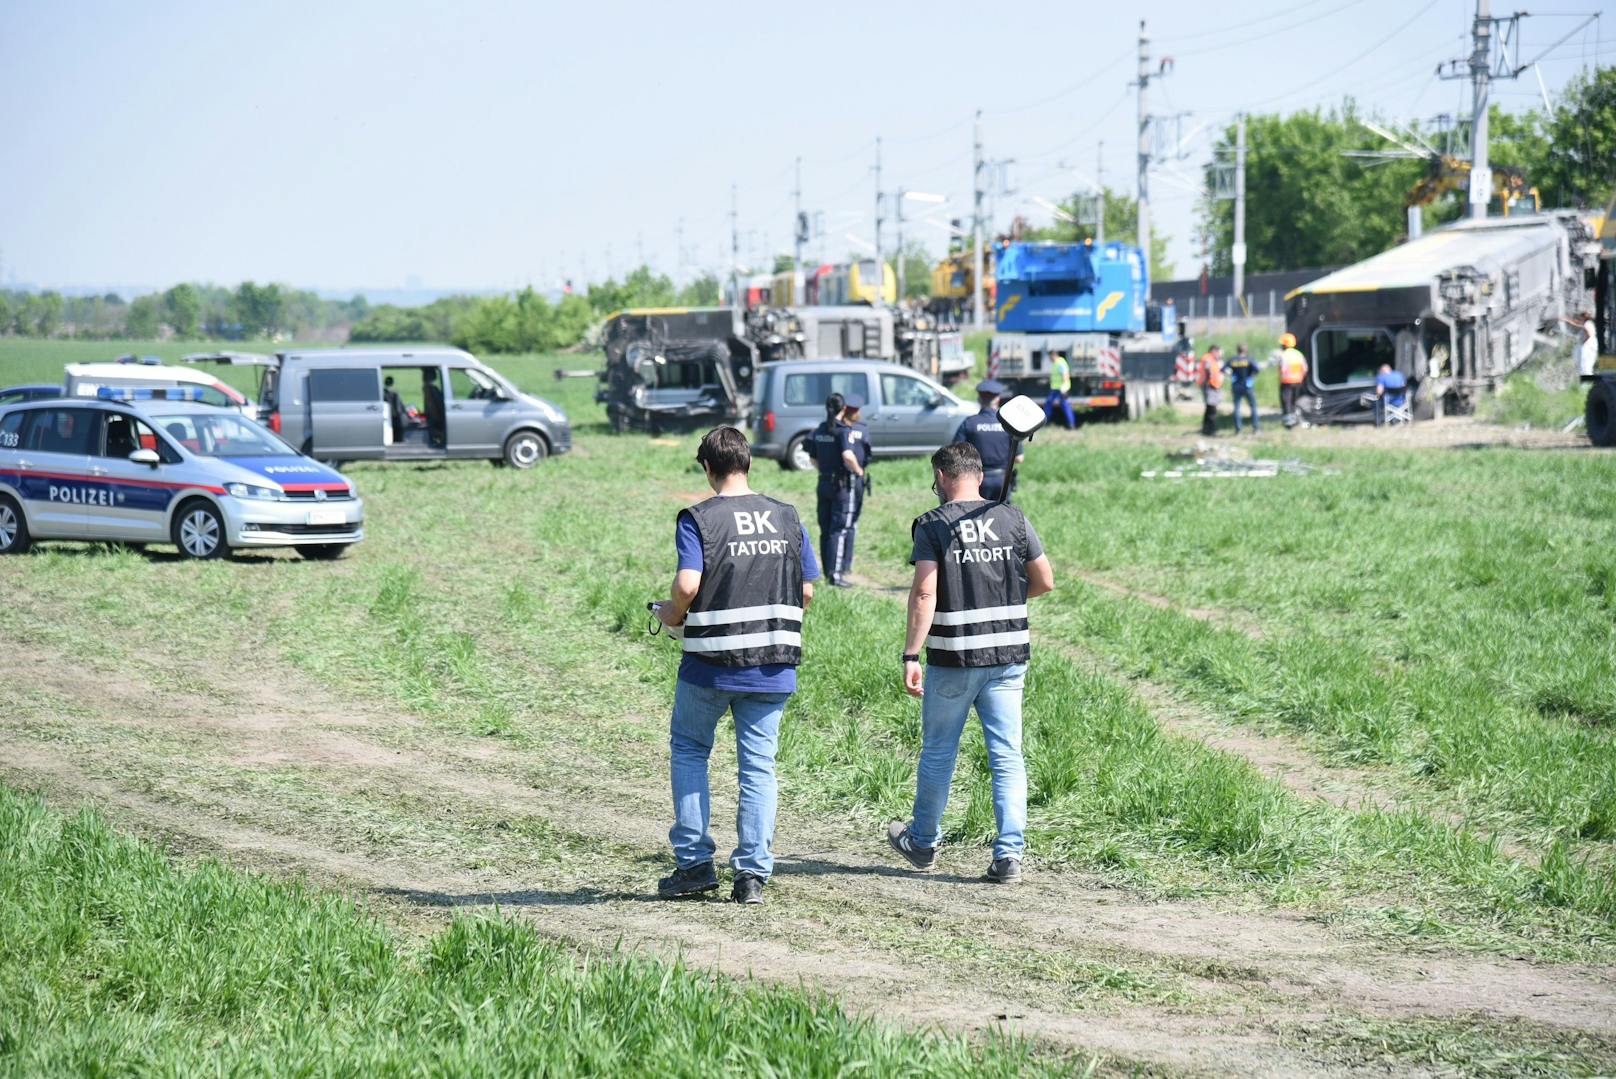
[680,493,805,668]
[956,409,1012,472]
[912,500,1031,668]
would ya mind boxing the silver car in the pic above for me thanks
[0,395,364,560]
[750,359,976,470]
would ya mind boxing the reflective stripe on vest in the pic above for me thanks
[913,501,1032,668]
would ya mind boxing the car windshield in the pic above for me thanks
[151,412,295,458]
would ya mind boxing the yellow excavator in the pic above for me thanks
[1406,156,1540,216]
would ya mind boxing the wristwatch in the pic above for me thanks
[902,653,920,663]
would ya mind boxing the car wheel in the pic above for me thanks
[1587,379,1616,448]
[502,429,548,469]
[297,544,350,560]
[784,435,813,472]
[0,495,31,555]
[172,500,228,560]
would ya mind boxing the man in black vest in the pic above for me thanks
[887,442,1055,884]
[654,427,820,904]
[951,378,1022,501]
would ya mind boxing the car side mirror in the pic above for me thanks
[128,448,161,468]
[926,393,944,409]
[998,394,1048,441]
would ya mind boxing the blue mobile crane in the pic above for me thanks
[988,240,1175,420]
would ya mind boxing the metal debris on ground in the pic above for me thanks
[1140,440,1334,479]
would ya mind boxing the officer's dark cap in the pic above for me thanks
[976,379,1007,396]
[842,392,865,410]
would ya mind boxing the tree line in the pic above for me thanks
[349,268,721,353]
[0,282,369,341]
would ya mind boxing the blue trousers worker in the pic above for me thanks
[669,681,788,880]
[825,477,864,583]
[909,663,1029,863]
[1043,389,1075,428]
[1232,386,1260,433]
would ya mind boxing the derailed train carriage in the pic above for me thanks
[1285,212,1600,421]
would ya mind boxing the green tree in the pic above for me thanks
[1201,104,1430,275]
[895,241,933,299]
[772,255,796,273]
[676,274,720,306]
[0,293,10,335]
[125,295,162,338]
[163,283,201,338]
[1024,189,1174,280]
[34,291,63,337]
[1538,65,1616,208]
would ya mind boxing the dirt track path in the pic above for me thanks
[6,631,1615,1077]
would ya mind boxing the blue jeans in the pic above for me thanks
[1044,389,1075,428]
[669,679,789,879]
[1232,386,1259,432]
[910,662,1028,861]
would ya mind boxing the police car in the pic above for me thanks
[0,388,364,560]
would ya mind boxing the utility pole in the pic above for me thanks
[873,137,884,268]
[1468,0,1493,220]
[1233,114,1247,306]
[1136,20,1152,265]
[1095,141,1106,247]
[635,231,645,271]
[971,110,986,330]
[792,155,804,270]
[729,184,740,308]
[675,218,685,282]
[1441,0,1528,220]
[895,187,906,301]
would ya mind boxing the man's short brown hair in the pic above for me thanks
[931,441,983,478]
[697,426,752,478]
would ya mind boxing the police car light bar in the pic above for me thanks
[96,386,206,401]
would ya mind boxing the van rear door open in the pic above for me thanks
[308,367,385,460]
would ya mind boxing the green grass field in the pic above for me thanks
[3,336,1615,1075]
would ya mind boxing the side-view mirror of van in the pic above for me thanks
[128,448,161,468]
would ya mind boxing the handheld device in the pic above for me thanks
[646,601,683,639]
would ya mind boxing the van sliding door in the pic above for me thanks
[308,368,385,460]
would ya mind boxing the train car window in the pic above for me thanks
[1311,328,1395,386]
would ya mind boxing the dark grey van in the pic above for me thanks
[751,359,975,470]
[185,348,570,468]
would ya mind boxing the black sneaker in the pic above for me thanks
[886,821,938,871]
[731,872,765,905]
[657,861,718,899]
[985,856,1023,884]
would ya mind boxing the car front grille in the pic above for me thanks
[254,522,361,536]
[282,489,353,501]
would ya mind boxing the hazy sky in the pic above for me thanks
[2,0,1609,294]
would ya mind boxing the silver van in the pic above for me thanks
[751,359,975,470]
[186,348,570,468]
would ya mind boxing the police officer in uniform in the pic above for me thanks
[823,393,871,587]
[809,393,845,581]
[886,442,1055,885]
[655,427,820,905]
[951,378,1022,501]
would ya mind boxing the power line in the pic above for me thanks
[1169,0,1376,57]
[982,47,1133,116]
[1156,0,1351,42]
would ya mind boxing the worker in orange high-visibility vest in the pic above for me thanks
[1276,333,1308,428]
[1197,345,1224,436]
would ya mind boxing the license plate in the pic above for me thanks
[306,509,345,526]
